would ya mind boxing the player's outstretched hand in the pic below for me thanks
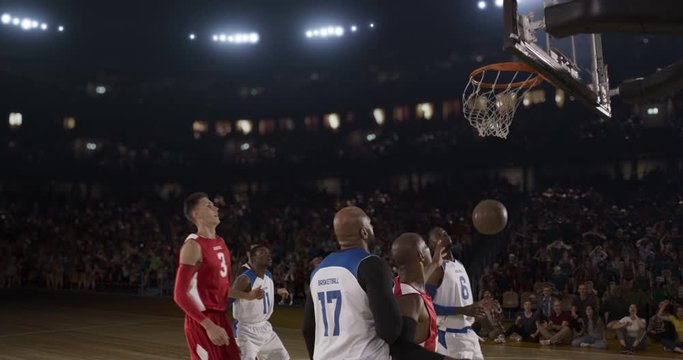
[248,286,265,300]
[204,321,230,346]
[460,303,486,318]
[277,288,290,301]
[433,240,448,268]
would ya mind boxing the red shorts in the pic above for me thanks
[184,311,240,360]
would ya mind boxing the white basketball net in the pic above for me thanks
[462,67,539,139]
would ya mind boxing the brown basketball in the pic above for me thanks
[472,199,508,235]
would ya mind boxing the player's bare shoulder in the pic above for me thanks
[179,234,202,266]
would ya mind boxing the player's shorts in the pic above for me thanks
[436,327,483,360]
[236,321,289,360]
[184,311,240,360]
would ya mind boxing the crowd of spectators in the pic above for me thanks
[474,170,683,353]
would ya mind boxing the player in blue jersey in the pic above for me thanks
[302,206,455,360]
[426,227,494,360]
[231,245,291,360]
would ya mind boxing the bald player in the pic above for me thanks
[302,207,456,360]
[391,233,438,352]
[426,227,490,360]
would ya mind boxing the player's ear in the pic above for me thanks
[360,228,369,240]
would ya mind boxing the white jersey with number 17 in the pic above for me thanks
[309,247,390,360]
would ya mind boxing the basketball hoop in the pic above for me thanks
[462,62,544,139]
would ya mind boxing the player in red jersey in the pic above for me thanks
[391,233,440,353]
[173,192,263,360]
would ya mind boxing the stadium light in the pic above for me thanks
[86,142,97,151]
[647,107,659,115]
[95,86,106,95]
[1,14,10,24]
[213,32,259,45]
[189,33,195,40]
[40,23,47,30]
[20,18,31,30]
[58,25,64,32]
[350,25,357,32]
[495,0,504,7]
[11,17,19,26]
[306,25,345,39]
[369,22,375,28]
[31,20,38,28]
[478,1,487,10]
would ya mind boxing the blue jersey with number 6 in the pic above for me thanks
[309,248,390,360]
[433,260,475,330]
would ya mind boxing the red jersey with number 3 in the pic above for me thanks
[393,276,438,352]
[185,233,232,312]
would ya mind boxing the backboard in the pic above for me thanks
[503,0,612,118]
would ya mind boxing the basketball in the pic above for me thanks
[472,199,508,235]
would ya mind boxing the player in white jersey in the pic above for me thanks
[231,245,291,360]
[426,227,493,360]
[303,206,455,360]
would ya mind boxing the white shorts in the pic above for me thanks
[436,328,483,360]
[236,321,289,360]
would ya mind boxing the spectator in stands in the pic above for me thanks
[537,286,555,318]
[659,301,683,354]
[549,266,569,294]
[648,300,674,344]
[603,285,628,326]
[571,305,607,349]
[539,300,573,346]
[571,283,600,332]
[478,291,505,341]
[499,300,540,343]
[610,304,648,354]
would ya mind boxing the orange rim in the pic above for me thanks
[469,62,545,89]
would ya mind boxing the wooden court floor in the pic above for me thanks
[0,289,678,360]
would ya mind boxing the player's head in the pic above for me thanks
[249,245,271,269]
[184,192,220,227]
[333,206,375,250]
[523,300,532,312]
[428,227,452,252]
[391,233,431,272]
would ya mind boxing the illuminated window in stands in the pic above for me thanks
[373,108,385,125]
[416,102,434,120]
[236,120,253,135]
[216,121,232,137]
[324,113,340,131]
[259,119,276,135]
[305,115,320,132]
[345,112,356,124]
[63,117,76,130]
[442,100,461,120]
[392,106,410,123]
[279,118,295,131]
